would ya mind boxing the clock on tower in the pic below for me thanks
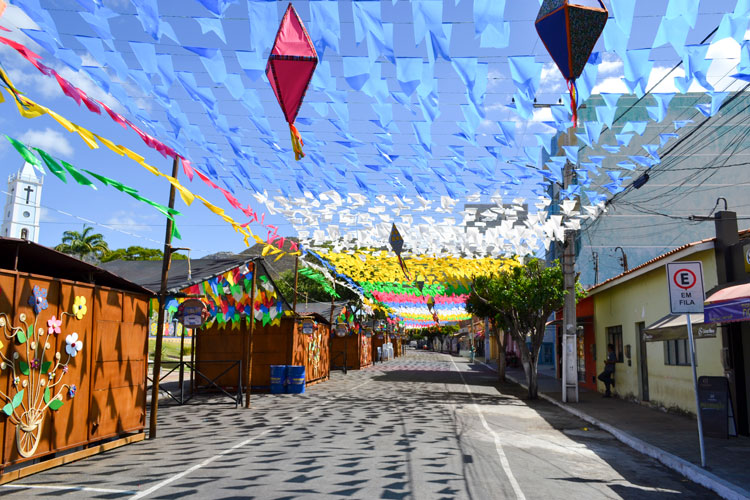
[1,162,44,242]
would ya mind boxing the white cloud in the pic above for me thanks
[39,207,57,223]
[598,58,623,76]
[18,128,74,157]
[106,211,156,233]
[0,5,40,32]
[540,63,565,93]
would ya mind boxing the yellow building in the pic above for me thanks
[587,239,725,413]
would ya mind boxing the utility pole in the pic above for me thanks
[593,251,599,285]
[532,100,579,403]
[561,122,579,404]
[149,155,180,439]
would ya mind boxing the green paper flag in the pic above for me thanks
[59,160,96,188]
[171,222,181,240]
[83,169,137,194]
[34,147,67,183]
[5,135,42,168]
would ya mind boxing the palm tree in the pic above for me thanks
[55,226,109,262]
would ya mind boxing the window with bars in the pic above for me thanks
[606,325,624,363]
[664,338,691,366]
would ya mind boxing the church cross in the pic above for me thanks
[24,186,33,204]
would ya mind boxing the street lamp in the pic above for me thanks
[615,246,628,272]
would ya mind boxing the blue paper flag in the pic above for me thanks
[343,57,372,91]
[309,0,341,59]
[396,57,422,96]
[195,17,227,43]
[196,0,239,17]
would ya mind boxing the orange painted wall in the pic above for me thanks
[0,270,148,470]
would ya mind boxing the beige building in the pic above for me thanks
[587,241,725,413]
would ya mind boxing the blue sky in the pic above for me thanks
[0,0,745,258]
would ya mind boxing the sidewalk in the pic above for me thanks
[482,360,750,500]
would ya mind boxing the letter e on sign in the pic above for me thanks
[666,262,705,314]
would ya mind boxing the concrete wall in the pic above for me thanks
[592,248,725,413]
[576,93,750,288]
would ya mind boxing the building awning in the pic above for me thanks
[704,283,750,324]
[642,313,718,342]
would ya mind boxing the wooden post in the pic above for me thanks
[245,261,257,408]
[149,155,180,440]
[329,296,335,336]
[292,256,299,315]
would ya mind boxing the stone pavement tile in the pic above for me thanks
[0,351,719,499]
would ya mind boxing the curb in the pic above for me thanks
[479,361,749,500]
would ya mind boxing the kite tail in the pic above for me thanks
[567,79,577,126]
[397,255,412,280]
[289,123,305,161]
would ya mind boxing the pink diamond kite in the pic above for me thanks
[266,3,318,161]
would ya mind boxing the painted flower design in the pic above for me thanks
[47,316,62,336]
[62,365,68,374]
[68,385,76,398]
[65,333,83,357]
[73,296,87,320]
[12,376,19,386]
[30,358,40,369]
[29,286,48,314]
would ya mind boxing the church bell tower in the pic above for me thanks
[1,162,43,242]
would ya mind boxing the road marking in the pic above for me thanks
[2,484,135,494]
[130,418,296,500]
[449,356,526,500]
[348,379,372,392]
[132,377,371,499]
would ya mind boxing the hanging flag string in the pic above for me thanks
[0,35,290,249]
[0,70,299,257]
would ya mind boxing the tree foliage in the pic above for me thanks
[466,258,583,398]
[54,226,109,261]
[276,269,358,304]
[100,246,186,262]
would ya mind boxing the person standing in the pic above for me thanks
[597,344,617,397]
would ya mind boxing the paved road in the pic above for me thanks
[1,350,716,499]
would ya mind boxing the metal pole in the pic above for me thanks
[562,122,579,403]
[190,327,195,395]
[178,319,185,403]
[686,313,707,467]
[245,262,257,408]
[149,155,180,440]
[292,256,299,315]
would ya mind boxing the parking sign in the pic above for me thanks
[666,262,705,314]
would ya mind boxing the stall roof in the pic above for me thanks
[100,257,253,294]
[295,301,347,325]
[0,237,152,296]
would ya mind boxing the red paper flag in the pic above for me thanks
[266,3,317,161]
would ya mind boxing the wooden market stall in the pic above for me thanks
[0,238,151,482]
[330,328,373,371]
[393,337,402,357]
[372,332,389,361]
[103,257,330,395]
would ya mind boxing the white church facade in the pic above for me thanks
[1,162,43,242]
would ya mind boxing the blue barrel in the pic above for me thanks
[287,365,306,394]
[270,365,287,394]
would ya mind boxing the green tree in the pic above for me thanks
[276,268,358,305]
[100,246,187,262]
[55,226,109,262]
[466,259,582,399]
